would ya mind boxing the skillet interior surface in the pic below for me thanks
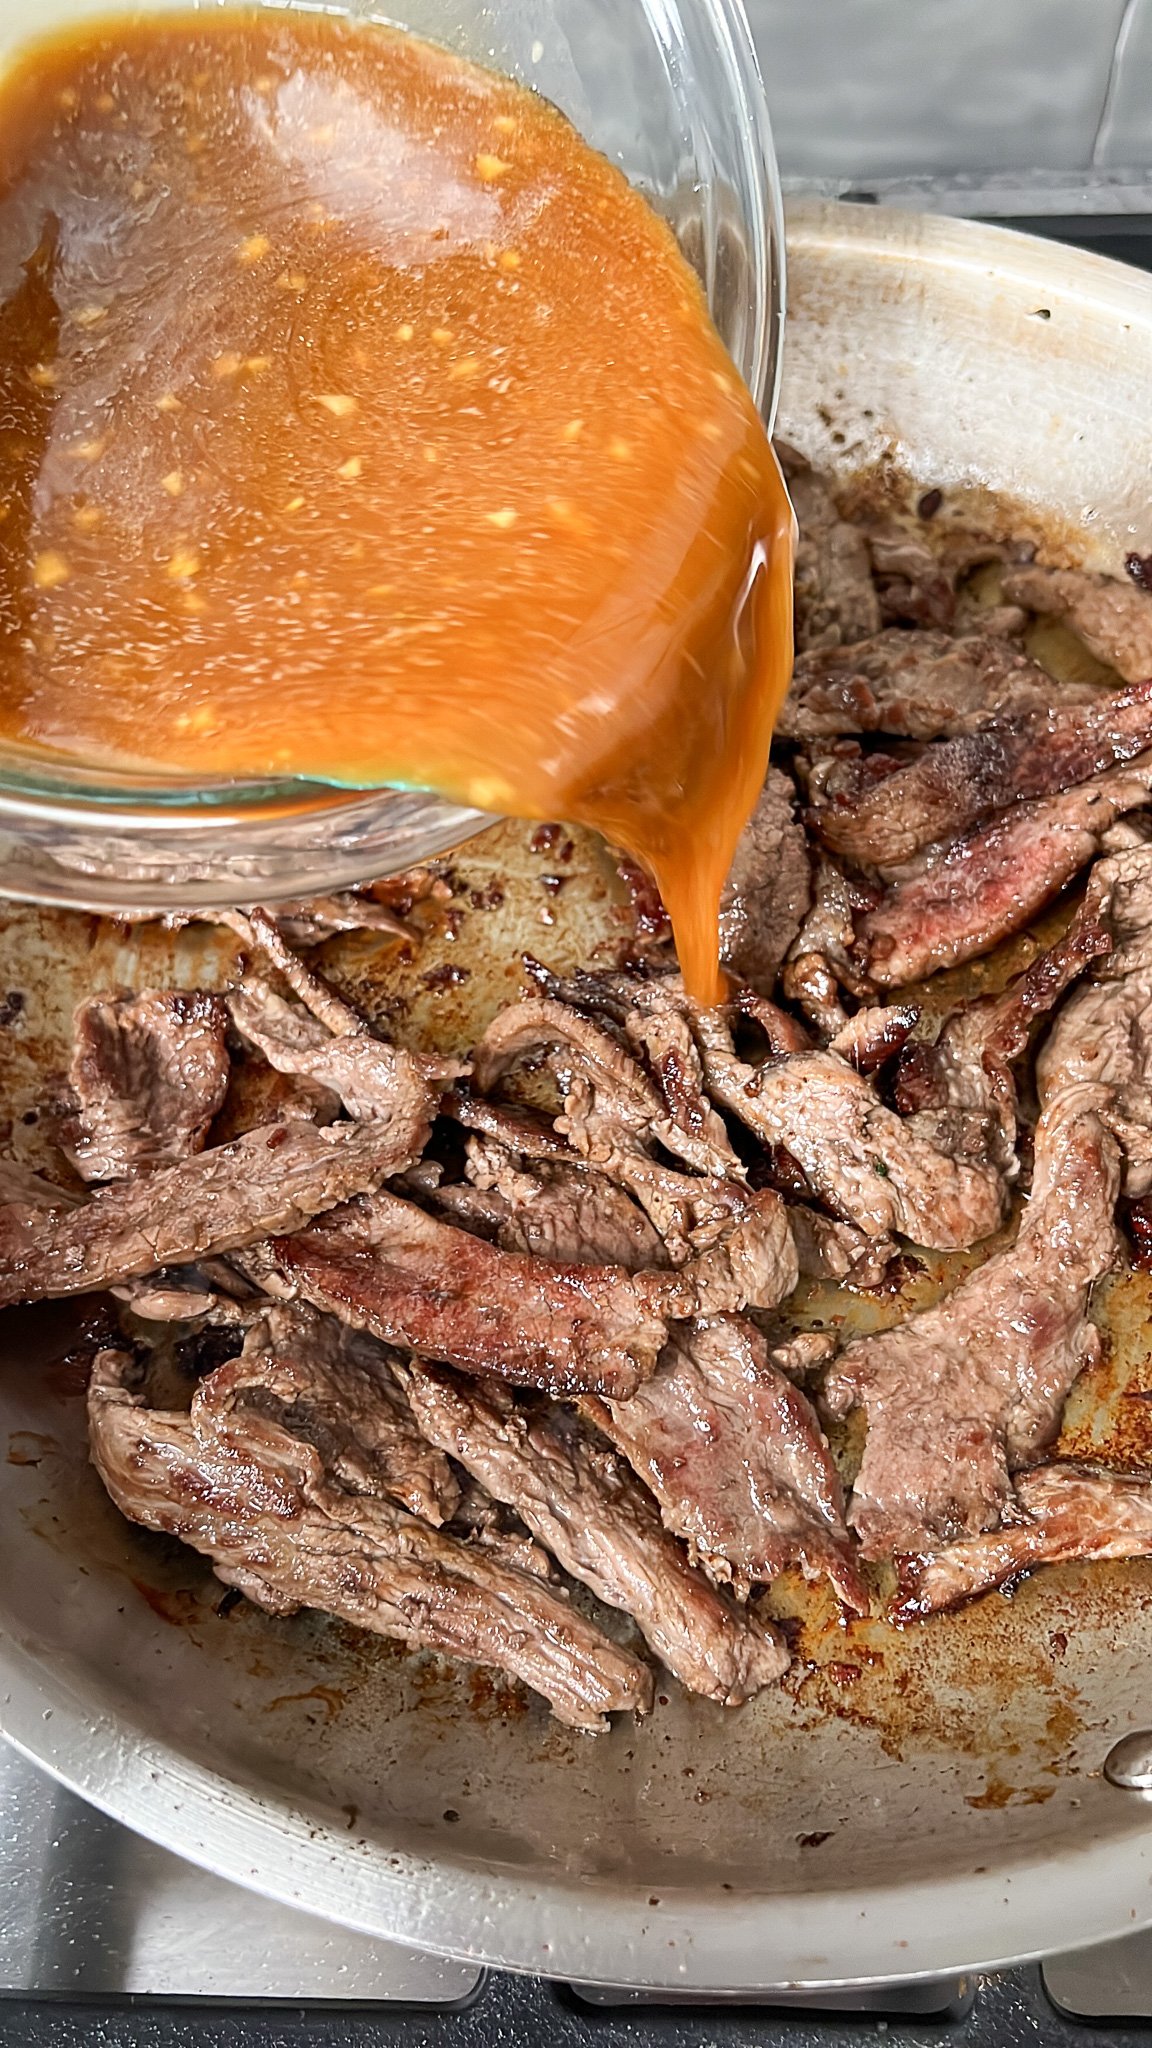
[1,202,1152,1989]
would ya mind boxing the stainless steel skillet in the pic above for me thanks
[1,201,1152,1992]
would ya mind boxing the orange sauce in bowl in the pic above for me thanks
[0,10,793,1000]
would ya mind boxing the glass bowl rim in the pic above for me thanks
[0,0,783,833]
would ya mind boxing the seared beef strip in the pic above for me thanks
[735,990,813,1056]
[718,767,812,994]
[464,1133,668,1270]
[859,753,1152,986]
[272,1190,670,1397]
[781,951,851,1041]
[658,1186,798,1317]
[228,977,462,1126]
[693,1007,1007,1249]
[222,1305,460,1525]
[782,856,878,1039]
[457,1127,796,1314]
[824,1095,1120,1559]
[269,890,416,948]
[777,444,881,651]
[0,1161,81,1209]
[475,994,737,1178]
[894,904,1112,1177]
[449,1477,556,1581]
[400,1360,788,1703]
[470,979,800,1289]
[447,1086,752,1270]
[68,990,230,1183]
[211,1055,341,1142]
[1002,564,1152,683]
[230,906,368,1038]
[863,518,1013,631]
[777,630,1081,744]
[893,1465,1152,1619]
[482,973,801,1305]
[89,1348,651,1730]
[1037,846,1152,1195]
[827,1004,919,1075]
[613,978,743,1176]
[813,679,1152,871]
[585,1314,867,1611]
[789,1207,900,1289]
[520,962,744,1174]
[0,1118,420,1309]
[862,522,961,630]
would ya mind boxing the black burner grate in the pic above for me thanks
[5,1964,1152,2048]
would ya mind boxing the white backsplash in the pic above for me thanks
[748,0,1152,197]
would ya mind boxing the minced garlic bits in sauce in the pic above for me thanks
[0,9,793,1000]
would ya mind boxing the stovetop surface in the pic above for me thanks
[2,1721,1152,2047]
[7,211,1152,2047]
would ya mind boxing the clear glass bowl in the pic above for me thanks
[0,0,784,911]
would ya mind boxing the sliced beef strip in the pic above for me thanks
[824,1095,1120,1560]
[863,521,960,630]
[269,891,416,948]
[470,980,789,1281]
[893,903,1112,1174]
[614,980,743,1177]
[788,1207,900,1289]
[520,963,743,1174]
[782,856,878,1039]
[776,443,881,651]
[216,1305,461,1526]
[693,1007,1007,1250]
[443,1090,575,1167]
[67,990,230,1184]
[1002,564,1152,684]
[448,1477,556,1582]
[399,1361,788,1704]
[229,906,368,1038]
[780,950,852,1042]
[0,1117,420,1310]
[210,1055,341,1144]
[0,1161,81,1209]
[777,630,1083,745]
[89,1348,651,1731]
[487,974,800,1307]
[859,753,1152,987]
[893,1464,1152,1619]
[585,1313,867,1612]
[827,1004,919,1075]
[228,977,463,1126]
[446,1086,751,1270]
[271,1190,670,1398]
[734,990,813,1056]
[401,1130,664,1269]
[463,1133,668,1270]
[1037,845,1152,1196]
[476,993,737,1179]
[862,519,1013,632]
[658,1186,798,1317]
[718,767,812,994]
[275,1160,796,1391]
[812,679,1152,871]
